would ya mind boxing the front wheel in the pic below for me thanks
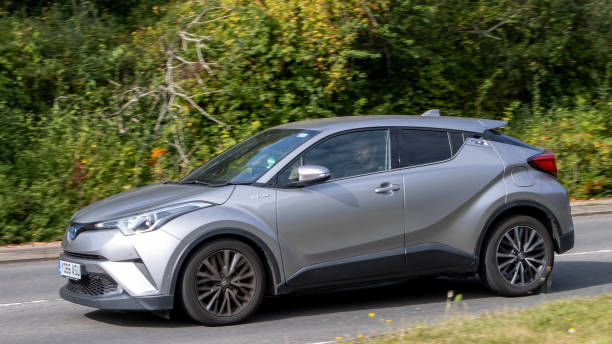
[481,215,554,296]
[179,239,265,326]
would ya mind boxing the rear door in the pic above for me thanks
[393,129,505,273]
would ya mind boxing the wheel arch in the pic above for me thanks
[476,200,563,267]
[167,228,284,303]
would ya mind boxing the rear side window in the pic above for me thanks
[484,130,536,150]
[393,129,452,168]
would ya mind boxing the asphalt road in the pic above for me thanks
[1,214,611,344]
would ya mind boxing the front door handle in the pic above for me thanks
[374,183,400,193]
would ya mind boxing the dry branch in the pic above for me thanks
[107,6,232,167]
[461,7,527,40]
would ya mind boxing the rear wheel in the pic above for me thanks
[481,215,554,296]
[179,239,265,325]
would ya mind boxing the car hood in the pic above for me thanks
[70,183,235,223]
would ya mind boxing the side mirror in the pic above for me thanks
[295,165,330,187]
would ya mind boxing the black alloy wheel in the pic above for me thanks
[180,239,265,325]
[481,215,554,296]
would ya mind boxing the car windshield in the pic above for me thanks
[180,129,318,185]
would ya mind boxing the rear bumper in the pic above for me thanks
[60,285,173,310]
[557,230,574,254]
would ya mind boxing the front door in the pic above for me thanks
[275,129,405,288]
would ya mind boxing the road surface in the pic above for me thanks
[1,214,611,344]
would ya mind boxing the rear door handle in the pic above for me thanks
[374,184,400,193]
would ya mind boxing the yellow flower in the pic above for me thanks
[416,325,423,329]
[368,313,375,317]
[90,144,97,148]
[357,334,364,339]
[386,319,392,323]
[336,336,342,340]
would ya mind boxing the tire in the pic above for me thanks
[480,215,554,296]
[179,239,265,326]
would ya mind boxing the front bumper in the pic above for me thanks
[59,228,182,310]
[58,252,174,310]
[58,254,174,310]
[60,285,172,310]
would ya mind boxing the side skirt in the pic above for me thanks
[283,244,477,292]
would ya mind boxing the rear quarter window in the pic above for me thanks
[484,130,537,150]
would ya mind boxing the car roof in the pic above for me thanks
[273,115,506,134]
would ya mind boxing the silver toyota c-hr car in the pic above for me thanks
[59,113,574,325]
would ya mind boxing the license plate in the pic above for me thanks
[58,260,81,280]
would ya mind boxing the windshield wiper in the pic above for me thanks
[209,181,253,187]
[180,180,213,186]
[180,180,253,187]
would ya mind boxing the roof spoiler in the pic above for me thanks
[421,109,440,117]
[419,109,507,131]
[478,119,507,130]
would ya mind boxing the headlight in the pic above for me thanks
[95,202,213,235]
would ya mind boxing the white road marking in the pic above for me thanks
[0,298,62,308]
[557,249,612,257]
[1,250,610,311]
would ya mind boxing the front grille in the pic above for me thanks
[67,273,118,296]
[63,251,106,260]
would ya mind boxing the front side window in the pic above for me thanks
[278,129,390,184]
[181,129,318,185]
[393,129,452,168]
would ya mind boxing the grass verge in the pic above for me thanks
[358,294,612,344]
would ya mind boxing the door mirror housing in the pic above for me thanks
[295,165,330,187]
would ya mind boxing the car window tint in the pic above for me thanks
[394,129,451,168]
[449,131,464,155]
[296,130,389,181]
[277,158,301,185]
[181,129,317,184]
[484,129,537,150]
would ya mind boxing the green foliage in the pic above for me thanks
[349,0,612,116]
[0,0,611,244]
[504,97,612,199]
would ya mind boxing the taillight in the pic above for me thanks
[528,150,557,178]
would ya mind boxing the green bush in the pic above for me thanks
[504,98,612,199]
[0,0,611,244]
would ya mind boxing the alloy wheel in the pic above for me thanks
[495,225,547,286]
[195,249,257,317]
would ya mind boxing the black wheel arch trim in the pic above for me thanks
[165,228,283,298]
[476,200,567,259]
